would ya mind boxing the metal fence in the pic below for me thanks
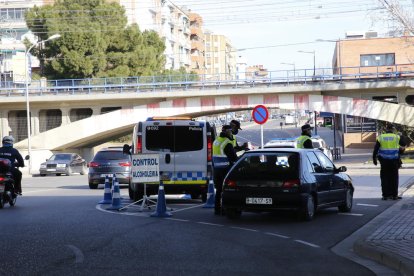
[0,64,413,96]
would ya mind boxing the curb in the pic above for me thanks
[352,180,414,276]
[354,240,414,276]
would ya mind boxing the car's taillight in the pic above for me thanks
[88,162,100,168]
[119,162,131,167]
[136,135,142,153]
[282,179,300,189]
[0,177,4,181]
[207,134,212,162]
[225,179,237,188]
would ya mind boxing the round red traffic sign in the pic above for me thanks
[252,105,269,125]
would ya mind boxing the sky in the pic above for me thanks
[173,0,414,72]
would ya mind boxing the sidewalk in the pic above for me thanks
[338,148,414,275]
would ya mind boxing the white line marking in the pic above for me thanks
[197,222,224,227]
[357,203,379,207]
[165,218,189,222]
[170,204,204,213]
[66,245,84,263]
[231,227,258,232]
[265,232,290,239]
[338,213,364,216]
[294,240,320,248]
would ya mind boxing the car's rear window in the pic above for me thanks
[145,125,203,152]
[94,151,127,160]
[229,152,300,181]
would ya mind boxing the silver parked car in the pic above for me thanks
[39,153,87,176]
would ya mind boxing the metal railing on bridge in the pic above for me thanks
[1,64,414,97]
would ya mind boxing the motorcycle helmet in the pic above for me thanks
[2,135,15,145]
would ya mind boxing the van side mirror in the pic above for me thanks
[25,155,30,160]
[123,144,131,155]
[337,166,347,172]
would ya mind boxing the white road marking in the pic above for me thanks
[165,218,189,222]
[294,240,320,248]
[265,232,290,239]
[338,213,364,216]
[66,245,84,263]
[231,227,258,232]
[170,204,204,213]
[197,222,224,227]
[357,203,379,207]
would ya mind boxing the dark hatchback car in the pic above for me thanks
[39,153,87,176]
[222,148,354,221]
[88,147,131,189]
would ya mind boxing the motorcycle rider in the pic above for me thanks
[0,136,24,195]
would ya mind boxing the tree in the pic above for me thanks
[24,0,165,79]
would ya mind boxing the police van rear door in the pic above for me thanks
[172,120,206,184]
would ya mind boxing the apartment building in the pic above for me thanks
[188,12,205,75]
[331,31,414,77]
[204,31,237,80]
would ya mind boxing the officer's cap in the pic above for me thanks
[230,120,242,130]
[222,125,232,131]
[301,124,312,131]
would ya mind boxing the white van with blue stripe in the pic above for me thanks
[126,117,216,202]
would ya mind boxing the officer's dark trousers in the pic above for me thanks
[379,159,399,198]
[11,167,22,193]
[213,167,229,214]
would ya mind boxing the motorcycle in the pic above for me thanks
[0,158,17,208]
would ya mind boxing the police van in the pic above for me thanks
[125,117,216,202]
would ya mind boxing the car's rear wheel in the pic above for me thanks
[128,185,134,200]
[40,174,46,177]
[201,192,207,203]
[225,208,241,219]
[0,195,4,209]
[338,189,353,212]
[190,193,200,200]
[133,189,144,202]
[89,183,98,189]
[300,194,315,221]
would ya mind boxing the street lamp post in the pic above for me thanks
[280,62,296,81]
[25,34,60,174]
[298,50,315,77]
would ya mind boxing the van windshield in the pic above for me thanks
[146,126,203,152]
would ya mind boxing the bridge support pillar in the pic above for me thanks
[0,110,11,138]
[61,108,71,126]
[31,109,40,136]
[92,107,100,117]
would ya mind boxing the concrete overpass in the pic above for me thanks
[1,77,414,173]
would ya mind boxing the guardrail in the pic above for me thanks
[1,64,413,96]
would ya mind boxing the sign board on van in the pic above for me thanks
[131,154,160,183]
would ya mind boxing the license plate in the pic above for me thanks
[47,169,56,171]
[246,197,272,205]
[100,174,115,178]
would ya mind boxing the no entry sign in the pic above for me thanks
[252,105,269,125]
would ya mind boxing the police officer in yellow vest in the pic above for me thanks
[230,120,249,153]
[296,124,314,149]
[213,125,238,215]
[373,124,406,200]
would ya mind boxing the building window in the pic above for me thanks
[360,53,395,67]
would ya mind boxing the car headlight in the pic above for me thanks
[40,164,46,169]
[56,164,67,168]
